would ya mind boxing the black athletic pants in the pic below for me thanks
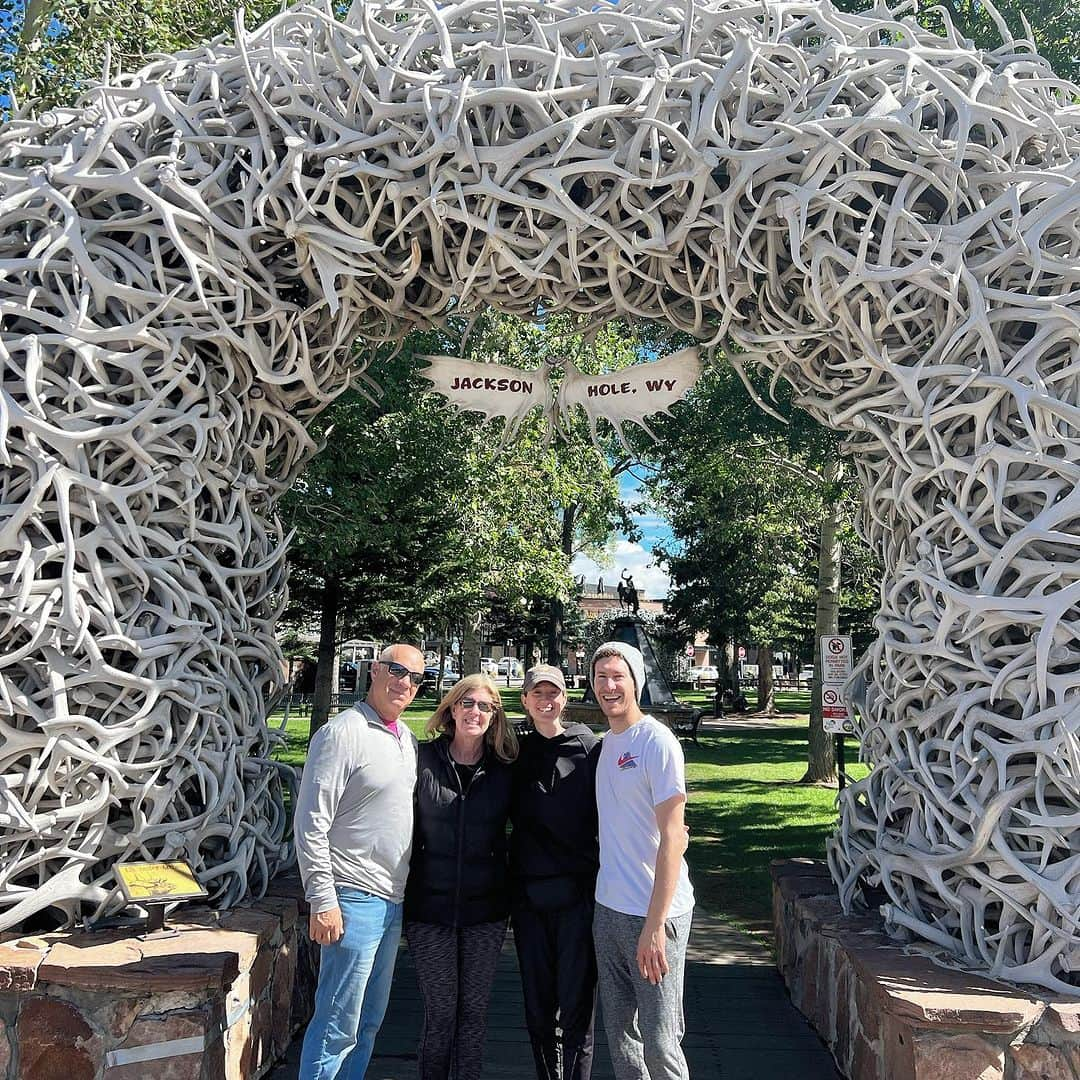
[512,899,597,1080]
[405,918,507,1080]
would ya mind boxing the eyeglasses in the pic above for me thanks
[458,698,494,714]
[381,661,424,687]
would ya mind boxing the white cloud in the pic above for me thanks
[571,540,671,599]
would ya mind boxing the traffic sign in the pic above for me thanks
[820,635,853,684]
[738,646,746,659]
[685,644,695,657]
[819,635,854,733]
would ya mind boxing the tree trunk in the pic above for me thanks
[435,634,449,697]
[756,644,776,715]
[801,457,844,784]
[547,597,563,666]
[310,574,340,739]
[713,636,731,716]
[461,613,482,675]
[547,504,577,665]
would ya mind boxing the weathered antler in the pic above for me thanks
[2,0,1079,990]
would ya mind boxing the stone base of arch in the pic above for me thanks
[0,874,315,1080]
[772,860,1080,1080]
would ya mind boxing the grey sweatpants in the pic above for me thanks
[592,903,692,1080]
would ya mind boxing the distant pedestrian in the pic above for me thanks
[511,664,601,1080]
[405,675,519,1080]
[294,644,425,1080]
[590,642,695,1080]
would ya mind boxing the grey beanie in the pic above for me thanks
[591,641,646,701]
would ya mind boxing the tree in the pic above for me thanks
[277,312,640,734]
[278,333,478,733]
[2,0,289,106]
[918,0,1078,85]
[447,312,645,666]
[646,359,879,771]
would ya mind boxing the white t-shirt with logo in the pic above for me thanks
[595,716,695,919]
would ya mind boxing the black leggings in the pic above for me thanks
[405,918,508,1080]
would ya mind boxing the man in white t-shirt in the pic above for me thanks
[590,641,694,1080]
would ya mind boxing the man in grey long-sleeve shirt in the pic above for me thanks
[295,643,424,1080]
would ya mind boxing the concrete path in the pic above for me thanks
[269,910,839,1079]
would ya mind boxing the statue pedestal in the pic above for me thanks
[771,860,1080,1079]
[0,874,316,1079]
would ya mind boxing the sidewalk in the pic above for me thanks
[270,909,839,1079]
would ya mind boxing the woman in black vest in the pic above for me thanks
[405,674,518,1080]
[510,664,601,1080]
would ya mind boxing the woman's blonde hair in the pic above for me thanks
[426,673,518,763]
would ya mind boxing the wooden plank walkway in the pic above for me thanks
[270,910,839,1079]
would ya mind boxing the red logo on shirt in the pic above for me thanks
[617,752,638,770]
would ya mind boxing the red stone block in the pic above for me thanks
[854,960,883,1045]
[252,896,299,933]
[37,932,238,993]
[271,930,298,1056]
[881,1011,916,1080]
[850,947,1042,1035]
[795,932,820,1020]
[248,944,274,1005]
[851,1030,882,1080]
[832,948,855,1075]
[1010,1043,1077,1080]
[911,1031,1004,1080]
[0,1017,11,1076]
[240,994,274,1077]
[1042,1001,1080,1036]
[769,857,834,881]
[776,874,840,906]
[103,1009,210,1080]
[17,997,100,1080]
[0,941,48,993]
[812,932,838,1041]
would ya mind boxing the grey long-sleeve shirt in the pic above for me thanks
[294,703,418,912]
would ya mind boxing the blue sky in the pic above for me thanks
[570,470,676,599]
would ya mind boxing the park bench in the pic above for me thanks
[774,677,813,691]
[663,708,706,745]
[562,702,706,744]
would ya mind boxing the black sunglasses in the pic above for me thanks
[381,661,424,687]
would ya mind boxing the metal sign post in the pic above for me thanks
[819,635,854,789]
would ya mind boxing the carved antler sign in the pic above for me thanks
[419,347,703,448]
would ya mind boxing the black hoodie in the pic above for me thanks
[510,722,601,911]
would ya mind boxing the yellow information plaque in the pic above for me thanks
[114,860,208,904]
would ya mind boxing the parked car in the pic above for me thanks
[497,657,523,678]
[420,665,460,695]
[689,665,719,686]
[798,666,815,683]
[479,657,499,675]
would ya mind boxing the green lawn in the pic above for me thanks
[684,723,867,936]
[270,691,867,940]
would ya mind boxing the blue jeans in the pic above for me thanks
[300,888,403,1080]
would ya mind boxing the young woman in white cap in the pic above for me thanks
[510,663,601,1080]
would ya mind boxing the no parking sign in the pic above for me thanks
[819,635,854,734]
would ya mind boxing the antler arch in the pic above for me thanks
[2,0,1080,989]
